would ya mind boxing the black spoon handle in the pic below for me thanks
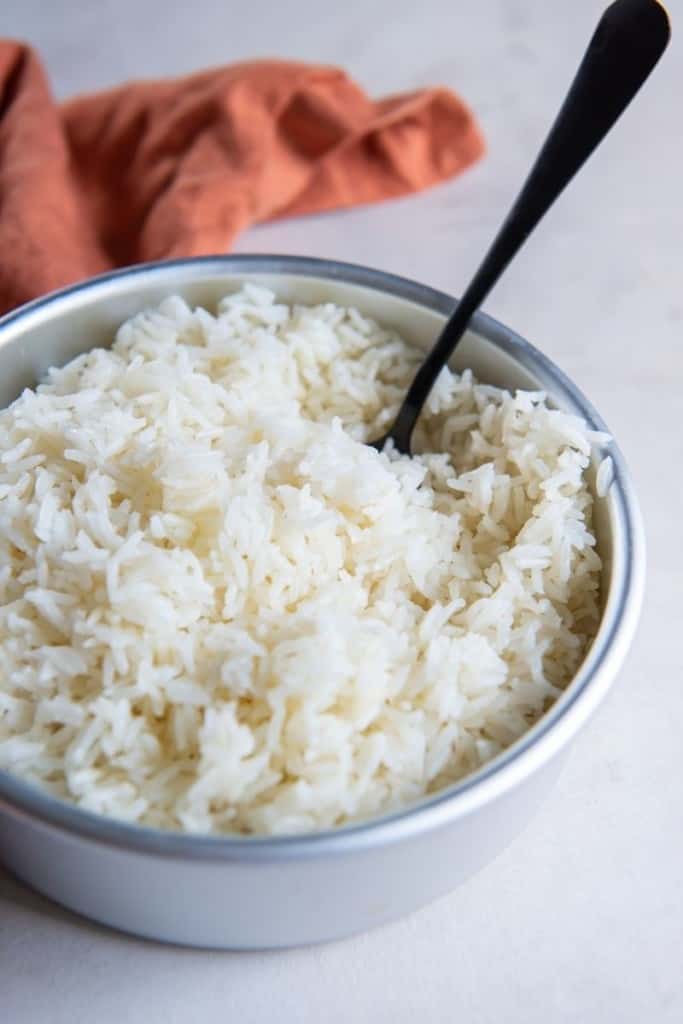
[383,0,670,454]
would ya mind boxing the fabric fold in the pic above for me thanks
[0,41,484,314]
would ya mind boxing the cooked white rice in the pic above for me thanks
[0,285,607,835]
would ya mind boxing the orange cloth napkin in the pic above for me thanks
[0,41,484,316]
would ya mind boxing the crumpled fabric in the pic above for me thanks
[0,41,484,314]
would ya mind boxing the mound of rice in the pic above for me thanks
[0,285,606,835]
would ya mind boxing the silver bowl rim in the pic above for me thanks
[0,254,645,862]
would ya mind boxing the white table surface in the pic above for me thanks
[1,1,681,1020]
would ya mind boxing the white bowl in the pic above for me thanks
[0,256,645,949]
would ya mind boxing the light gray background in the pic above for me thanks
[1,1,681,1021]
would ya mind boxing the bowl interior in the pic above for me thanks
[0,270,543,403]
[0,257,635,847]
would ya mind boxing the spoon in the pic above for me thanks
[371,0,670,454]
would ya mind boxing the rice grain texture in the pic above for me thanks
[0,286,606,834]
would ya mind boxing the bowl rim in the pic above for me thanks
[0,254,646,861]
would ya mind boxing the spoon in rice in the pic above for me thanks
[371,0,670,455]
